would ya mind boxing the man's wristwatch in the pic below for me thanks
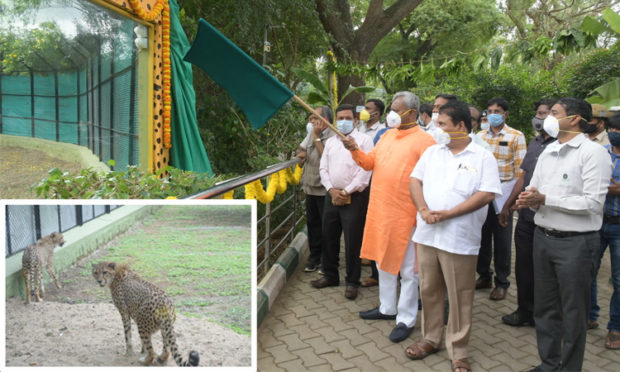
[314,138,322,142]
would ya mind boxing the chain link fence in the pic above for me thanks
[5,204,119,257]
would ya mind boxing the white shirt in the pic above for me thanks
[530,133,612,232]
[320,129,373,194]
[411,141,502,255]
[358,121,386,144]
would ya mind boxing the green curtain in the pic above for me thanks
[169,0,213,175]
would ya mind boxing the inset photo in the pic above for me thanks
[4,203,253,368]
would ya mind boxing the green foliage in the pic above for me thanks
[292,66,375,107]
[561,44,620,99]
[33,165,231,199]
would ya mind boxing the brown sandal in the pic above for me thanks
[452,358,471,372]
[405,340,440,360]
[605,331,620,349]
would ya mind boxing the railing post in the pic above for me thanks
[265,175,271,269]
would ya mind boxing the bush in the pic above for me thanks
[561,45,620,99]
[33,165,231,199]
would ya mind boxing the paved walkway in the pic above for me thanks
[258,233,619,371]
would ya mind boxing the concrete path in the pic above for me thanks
[258,236,619,371]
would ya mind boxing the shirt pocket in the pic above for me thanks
[452,168,479,197]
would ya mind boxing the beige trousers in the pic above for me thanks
[417,243,477,360]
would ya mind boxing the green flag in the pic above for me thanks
[184,19,294,130]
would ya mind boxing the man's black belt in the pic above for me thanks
[604,215,620,225]
[537,226,596,238]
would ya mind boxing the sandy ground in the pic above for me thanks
[5,297,251,367]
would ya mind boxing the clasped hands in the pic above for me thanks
[419,207,453,224]
[514,186,545,210]
[329,188,350,206]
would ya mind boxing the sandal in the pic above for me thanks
[452,358,471,372]
[404,339,440,360]
[605,331,620,349]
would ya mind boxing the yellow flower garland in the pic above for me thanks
[243,164,302,203]
[128,0,173,149]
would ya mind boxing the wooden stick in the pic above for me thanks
[293,95,345,139]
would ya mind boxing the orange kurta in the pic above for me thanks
[352,126,435,275]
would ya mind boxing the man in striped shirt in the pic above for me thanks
[476,97,527,301]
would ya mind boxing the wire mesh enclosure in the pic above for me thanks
[5,204,119,257]
[0,0,143,170]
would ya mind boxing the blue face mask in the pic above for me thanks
[337,119,354,134]
[609,131,620,147]
[487,113,504,127]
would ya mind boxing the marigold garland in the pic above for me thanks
[128,0,173,149]
[222,190,234,199]
[243,165,303,203]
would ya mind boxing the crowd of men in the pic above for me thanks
[295,92,620,372]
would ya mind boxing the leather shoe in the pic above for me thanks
[490,286,507,300]
[361,277,378,287]
[359,306,396,320]
[475,277,492,290]
[345,285,358,300]
[389,322,414,343]
[310,277,339,289]
[502,310,534,327]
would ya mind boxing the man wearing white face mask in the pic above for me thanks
[423,94,457,143]
[311,104,373,300]
[296,106,334,273]
[516,98,612,372]
[475,97,527,301]
[341,91,436,343]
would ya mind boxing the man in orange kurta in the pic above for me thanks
[342,91,436,343]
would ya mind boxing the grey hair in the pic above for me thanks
[320,105,333,123]
[392,91,420,112]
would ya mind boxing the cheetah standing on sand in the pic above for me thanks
[21,232,65,304]
[92,261,199,366]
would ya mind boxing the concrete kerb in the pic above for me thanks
[257,229,309,327]
[5,205,157,299]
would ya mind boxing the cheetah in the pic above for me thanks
[21,232,65,304]
[92,261,199,366]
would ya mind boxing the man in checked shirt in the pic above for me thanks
[475,97,527,301]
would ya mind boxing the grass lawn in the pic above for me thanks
[57,205,252,335]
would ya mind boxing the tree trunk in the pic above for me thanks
[315,0,423,105]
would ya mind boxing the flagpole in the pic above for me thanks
[293,95,346,139]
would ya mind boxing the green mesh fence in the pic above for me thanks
[0,0,140,171]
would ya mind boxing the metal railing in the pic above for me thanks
[189,158,305,281]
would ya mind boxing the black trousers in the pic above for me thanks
[514,217,535,316]
[533,228,597,372]
[321,189,369,286]
[477,202,513,288]
[305,194,325,267]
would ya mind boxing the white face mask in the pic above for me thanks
[431,112,439,124]
[435,128,451,145]
[386,110,402,128]
[306,122,314,134]
[543,115,560,138]
[480,121,490,131]
[386,109,413,128]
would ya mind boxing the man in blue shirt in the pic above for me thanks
[590,111,620,349]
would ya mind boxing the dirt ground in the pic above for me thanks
[0,145,83,199]
[5,298,250,367]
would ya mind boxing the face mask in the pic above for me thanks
[580,120,599,134]
[359,109,371,122]
[431,112,439,124]
[386,109,412,128]
[480,121,490,131]
[609,132,620,147]
[544,114,582,138]
[435,128,451,145]
[487,113,504,127]
[306,122,314,134]
[417,117,425,127]
[531,117,544,132]
[337,119,354,134]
